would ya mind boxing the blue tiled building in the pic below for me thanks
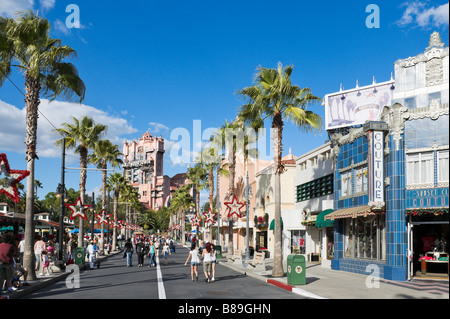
[324,32,449,281]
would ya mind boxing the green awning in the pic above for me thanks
[315,209,334,228]
[269,217,283,230]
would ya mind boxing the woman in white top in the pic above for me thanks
[202,242,213,283]
[184,244,200,281]
[161,242,170,265]
[211,243,217,282]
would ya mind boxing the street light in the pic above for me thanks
[244,171,253,261]
[90,191,96,241]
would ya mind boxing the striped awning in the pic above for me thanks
[324,205,381,220]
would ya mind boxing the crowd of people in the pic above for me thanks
[1,231,222,297]
[122,235,177,267]
[122,235,220,283]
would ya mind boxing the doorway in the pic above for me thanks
[409,221,449,279]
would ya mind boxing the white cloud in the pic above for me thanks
[148,122,169,134]
[38,0,55,11]
[0,98,138,159]
[0,0,34,17]
[397,1,449,28]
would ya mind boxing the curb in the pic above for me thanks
[6,250,122,299]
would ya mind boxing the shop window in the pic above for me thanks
[291,230,306,254]
[438,150,449,183]
[355,167,368,194]
[296,174,333,202]
[406,152,434,186]
[326,227,334,260]
[343,214,385,260]
[341,172,352,197]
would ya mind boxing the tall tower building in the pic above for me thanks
[123,132,188,211]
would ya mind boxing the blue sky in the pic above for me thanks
[0,0,449,201]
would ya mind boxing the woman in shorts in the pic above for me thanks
[184,243,200,282]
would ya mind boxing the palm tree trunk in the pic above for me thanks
[208,169,214,242]
[78,147,88,248]
[23,73,41,281]
[100,162,107,254]
[227,140,236,255]
[272,113,284,277]
[181,209,186,246]
[112,192,118,250]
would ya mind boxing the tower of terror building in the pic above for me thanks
[122,132,188,211]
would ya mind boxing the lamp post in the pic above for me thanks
[244,171,252,261]
[90,191,95,241]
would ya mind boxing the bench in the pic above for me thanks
[246,252,267,271]
[228,249,243,264]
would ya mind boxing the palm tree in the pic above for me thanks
[170,185,194,246]
[106,172,127,250]
[237,62,322,277]
[55,116,107,247]
[89,139,123,253]
[186,163,207,245]
[0,11,85,279]
[213,120,238,255]
[120,182,140,239]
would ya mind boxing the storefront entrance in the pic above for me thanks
[408,217,449,280]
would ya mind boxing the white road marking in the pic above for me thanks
[156,256,166,299]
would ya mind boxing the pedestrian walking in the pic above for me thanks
[154,239,160,258]
[86,241,98,270]
[161,242,170,265]
[202,242,213,283]
[34,236,46,272]
[40,250,50,276]
[136,239,146,267]
[184,243,200,282]
[0,233,17,295]
[211,243,217,282]
[147,241,156,267]
[18,236,25,266]
[169,240,175,254]
[124,238,133,267]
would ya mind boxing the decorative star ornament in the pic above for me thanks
[65,196,91,220]
[95,210,111,225]
[224,195,245,219]
[202,208,217,224]
[0,153,30,203]
[111,218,120,229]
[191,214,201,227]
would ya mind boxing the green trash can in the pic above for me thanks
[74,247,85,267]
[287,254,306,285]
[215,245,222,259]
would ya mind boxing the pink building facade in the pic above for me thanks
[123,132,188,211]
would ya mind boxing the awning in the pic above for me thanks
[269,217,283,231]
[315,209,334,228]
[324,205,381,220]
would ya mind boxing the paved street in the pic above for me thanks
[22,245,304,300]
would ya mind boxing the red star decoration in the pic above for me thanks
[95,210,111,225]
[191,214,201,227]
[110,218,120,229]
[224,195,245,219]
[202,208,217,224]
[0,153,30,203]
[65,196,91,220]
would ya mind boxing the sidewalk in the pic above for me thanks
[1,250,122,299]
[218,252,449,299]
